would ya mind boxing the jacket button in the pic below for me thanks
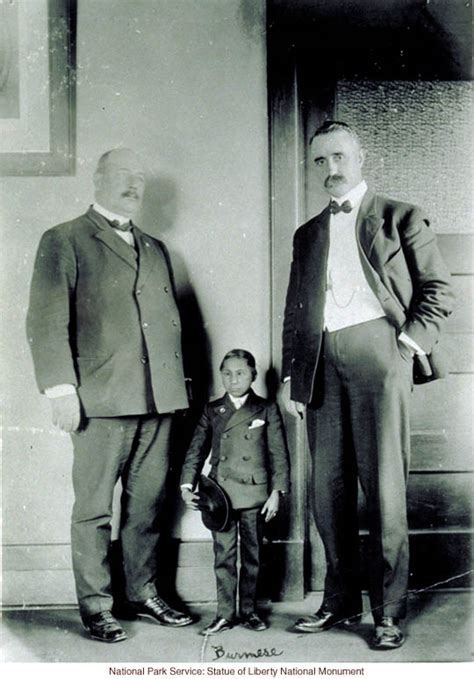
[164,286,169,293]
[141,356,148,364]
[242,456,250,461]
[142,322,149,329]
[172,319,178,326]
[222,434,229,439]
[244,434,251,440]
[136,288,142,295]
[220,456,227,461]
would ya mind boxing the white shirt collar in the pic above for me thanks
[331,180,368,209]
[93,202,131,227]
[228,393,249,409]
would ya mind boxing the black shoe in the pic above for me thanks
[373,617,405,650]
[132,595,194,627]
[241,612,268,631]
[293,607,359,633]
[200,617,234,636]
[82,611,128,643]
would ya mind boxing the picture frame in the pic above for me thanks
[0,0,76,176]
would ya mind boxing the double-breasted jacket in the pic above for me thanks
[181,390,290,510]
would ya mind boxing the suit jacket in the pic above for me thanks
[180,390,290,510]
[282,190,455,403]
[26,207,189,416]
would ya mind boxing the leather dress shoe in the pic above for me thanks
[132,595,194,627]
[200,616,234,636]
[82,611,128,643]
[241,612,268,631]
[293,607,359,633]
[373,617,405,650]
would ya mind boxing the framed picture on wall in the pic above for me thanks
[0,0,76,176]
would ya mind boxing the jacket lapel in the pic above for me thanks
[133,227,161,288]
[88,208,138,270]
[356,190,384,260]
[356,191,402,308]
[223,390,265,431]
[211,395,236,433]
[303,210,330,280]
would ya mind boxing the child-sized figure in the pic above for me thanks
[180,349,290,635]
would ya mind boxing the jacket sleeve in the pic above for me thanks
[180,406,213,489]
[281,233,299,380]
[399,209,455,353]
[265,403,291,494]
[26,227,78,392]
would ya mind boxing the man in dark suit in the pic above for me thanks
[180,349,290,635]
[281,121,454,649]
[26,148,194,642]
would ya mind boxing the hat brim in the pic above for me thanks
[197,475,231,532]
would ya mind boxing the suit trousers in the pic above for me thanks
[70,414,172,617]
[306,317,413,621]
[212,507,265,620]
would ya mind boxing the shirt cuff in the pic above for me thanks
[283,376,291,383]
[398,332,426,356]
[44,384,77,398]
[180,483,193,491]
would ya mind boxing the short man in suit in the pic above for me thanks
[26,148,194,642]
[281,121,454,649]
[180,349,290,635]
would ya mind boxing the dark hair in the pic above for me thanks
[309,120,361,148]
[220,349,257,379]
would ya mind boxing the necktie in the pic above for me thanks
[329,199,352,215]
[111,219,132,232]
[109,219,136,252]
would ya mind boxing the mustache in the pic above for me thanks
[325,174,345,187]
[122,189,140,199]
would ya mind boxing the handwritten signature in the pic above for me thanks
[211,645,284,661]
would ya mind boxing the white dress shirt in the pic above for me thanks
[324,180,386,331]
[228,393,249,410]
[92,202,135,246]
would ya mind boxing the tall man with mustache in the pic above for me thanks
[27,148,193,642]
[281,121,454,649]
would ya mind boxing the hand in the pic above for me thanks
[281,379,306,419]
[181,488,200,510]
[261,490,280,523]
[50,393,81,432]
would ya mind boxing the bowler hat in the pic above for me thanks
[196,475,231,532]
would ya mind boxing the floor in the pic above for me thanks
[1,591,472,665]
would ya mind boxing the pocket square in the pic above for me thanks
[248,419,266,429]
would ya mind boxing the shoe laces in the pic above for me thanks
[95,611,119,630]
[147,595,170,614]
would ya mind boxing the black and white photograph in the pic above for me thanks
[1,0,472,676]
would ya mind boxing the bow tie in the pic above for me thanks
[329,200,352,215]
[110,219,132,232]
